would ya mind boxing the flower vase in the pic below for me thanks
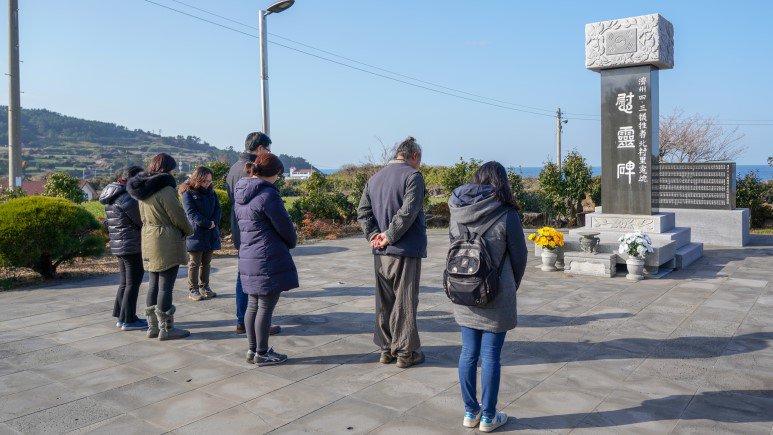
[541,250,558,272]
[626,257,645,281]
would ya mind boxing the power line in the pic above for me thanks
[142,0,559,118]
[157,0,568,116]
[144,0,773,127]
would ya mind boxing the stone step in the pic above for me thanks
[675,242,704,269]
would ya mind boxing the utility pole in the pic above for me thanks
[556,107,567,170]
[7,0,21,190]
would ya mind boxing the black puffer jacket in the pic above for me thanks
[99,181,142,256]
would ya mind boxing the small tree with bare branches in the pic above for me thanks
[659,109,746,162]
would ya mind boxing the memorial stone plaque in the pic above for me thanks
[652,162,736,210]
[600,65,659,214]
[586,13,674,215]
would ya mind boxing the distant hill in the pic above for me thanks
[0,106,243,179]
[0,107,322,182]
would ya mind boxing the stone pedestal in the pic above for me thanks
[537,207,704,276]
[564,252,616,278]
[654,208,750,247]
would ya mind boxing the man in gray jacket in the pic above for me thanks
[357,136,427,368]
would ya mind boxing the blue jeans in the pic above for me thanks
[459,327,506,419]
[235,265,248,325]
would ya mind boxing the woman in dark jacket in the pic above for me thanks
[180,166,222,301]
[234,153,298,366]
[99,165,146,331]
[447,162,527,432]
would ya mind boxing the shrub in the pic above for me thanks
[214,188,231,235]
[288,191,352,225]
[0,196,105,278]
[44,172,86,203]
[440,158,481,195]
[206,161,231,190]
[737,171,769,228]
[0,187,26,203]
[538,150,593,226]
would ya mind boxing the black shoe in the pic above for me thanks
[255,348,287,366]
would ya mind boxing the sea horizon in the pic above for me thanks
[320,164,773,179]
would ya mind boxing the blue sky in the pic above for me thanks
[2,0,771,168]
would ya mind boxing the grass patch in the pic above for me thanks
[429,196,448,205]
[82,201,106,220]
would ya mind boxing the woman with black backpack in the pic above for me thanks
[447,161,527,432]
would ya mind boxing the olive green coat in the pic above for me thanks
[138,185,193,272]
[127,172,193,272]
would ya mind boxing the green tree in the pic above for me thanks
[44,172,86,203]
[206,161,231,190]
[736,171,768,228]
[440,158,481,195]
[537,150,593,226]
[0,196,104,278]
[507,167,526,212]
[768,156,772,167]
[562,151,593,225]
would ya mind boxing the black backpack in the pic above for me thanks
[444,208,509,307]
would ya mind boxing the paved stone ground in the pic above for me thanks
[1,230,772,434]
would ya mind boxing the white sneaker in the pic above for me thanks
[463,407,482,428]
[479,411,508,432]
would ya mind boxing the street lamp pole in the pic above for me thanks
[258,0,295,137]
[259,9,270,136]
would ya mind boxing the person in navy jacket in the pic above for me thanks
[180,166,222,301]
[234,153,298,366]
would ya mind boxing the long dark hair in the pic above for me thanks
[470,161,520,211]
[146,153,177,174]
[179,166,214,194]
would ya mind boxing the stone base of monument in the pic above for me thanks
[654,208,750,247]
[536,208,704,276]
[563,252,616,278]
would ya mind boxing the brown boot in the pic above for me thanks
[396,350,425,368]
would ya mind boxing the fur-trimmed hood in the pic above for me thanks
[127,172,177,200]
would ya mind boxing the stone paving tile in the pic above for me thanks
[171,405,272,435]
[129,389,234,431]
[60,365,150,395]
[90,376,192,412]
[5,396,121,434]
[198,370,293,403]
[0,370,53,396]
[242,382,344,428]
[66,414,165,435]
[0,382,84,422]
[0,231,770,433]
[273,397,399,434]
[32,354,118,381]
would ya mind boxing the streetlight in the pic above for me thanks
[259,0,295,137]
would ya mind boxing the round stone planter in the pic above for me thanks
[626,257,646,281]
[541,250,559,272]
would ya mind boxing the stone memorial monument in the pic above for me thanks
[559,14,701,276]
[537,13,750,277]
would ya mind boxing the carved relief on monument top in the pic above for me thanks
[585,13,674,71]
[592,216,656,231]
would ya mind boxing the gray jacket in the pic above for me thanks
[226,153,256,250]
[448,184,528,333]
[357,160,427,258]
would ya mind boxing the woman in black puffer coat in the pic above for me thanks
[99,166,147,331]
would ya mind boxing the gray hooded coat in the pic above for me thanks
[448,184,528,333]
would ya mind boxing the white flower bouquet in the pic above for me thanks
[618,232,654,259]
